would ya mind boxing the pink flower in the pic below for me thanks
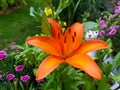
[0,74,2,79]
[21,75,30,83]
[0,50,8,60]
[99,30,105,36]
[10,42,16,50]
[15,65,24,72]
[107,25,119,36]
[6,74,15,80]
[99,20,107,29]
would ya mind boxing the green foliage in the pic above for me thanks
[84,21,99,31]
[0,0,28,11]
[0,0,41,48]
[112,74,120,83]
[40,64,84,90]
[42,13,52,36]
[113,52,120,68]
[0,42,44,90]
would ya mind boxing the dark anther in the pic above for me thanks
[72,36,75,42]
[68,28,71,33]
[74,32,76,37]
[64,36,66,43]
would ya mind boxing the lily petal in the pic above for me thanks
[26,36,62,56]
[63,23,84,55]
[48,18,62,39]
[77,39,108,53]
[36,55,64,80]
[65,53,101,80]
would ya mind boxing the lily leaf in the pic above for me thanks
[113,52,120,68]
[112,74,120,83]
[84,21,99,31]
[42,13,52,35]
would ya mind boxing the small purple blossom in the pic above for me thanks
[113,25,119,30]
[10,42,16,50]
[6,74,15,80]
[3,48,8,52]
[0,50,8,60]
[0,74,2,79]
[99,20,107,29]
[10,42,16,46]
[16,48,20,51]
[115,9,120,14]
[106,25,119,36]
[15,65,24,72]
[117,1,120,5]
[21,75,30,83]
[110,13,118,18]
[107,29,117,36]
[99,30,105,36]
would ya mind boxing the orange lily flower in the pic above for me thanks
[26,18,108,80]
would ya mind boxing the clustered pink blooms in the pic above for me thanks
[99,25,120,37]
[15,65,24,72]
[115,2,120,14]
[21,75,30,83]
[0,50,8,60]
[106,25,119,36]
[6,74,15,80]
[99,1,120,38]
[99,20,107,29]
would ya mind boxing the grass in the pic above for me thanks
[0,0,41,49]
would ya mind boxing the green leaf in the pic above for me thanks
[42,13,52,35]
[84,21,99,31]
[55,0,71,16]
[104,62,112,76]
[38,0,53,8]
[113,52,120,68]
[20,82,24,90]
[97,74,111,90]
[112,74,120,83]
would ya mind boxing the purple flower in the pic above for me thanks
[10,42,16,50]
[115,9,120,14]
[110,13,118,18]
[15,65,24,72]
[3,48,8,52]
[99,30,105,36]
[16,48,21,52]
[10,42,16,46]
[99,20,107,29]
[113,25,119,30]
[117,2,120,5]
[0,74,2,79]
[6,74,15,80]
[0,50,8,60]
[21,75,30,83]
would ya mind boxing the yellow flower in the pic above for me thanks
[44,7,52,16]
